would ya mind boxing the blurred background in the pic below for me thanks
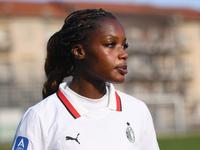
[0,0,200,149]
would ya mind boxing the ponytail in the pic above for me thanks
[42,32,74,99]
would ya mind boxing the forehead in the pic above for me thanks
[99,18,124,34]
[91,18,125,39]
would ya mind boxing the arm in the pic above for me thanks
[141,104,160,150]
[11,109,47,150]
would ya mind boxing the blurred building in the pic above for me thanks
[0,1,200,142]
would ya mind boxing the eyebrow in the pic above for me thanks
[108,35,127,41]
[108,35,118,39]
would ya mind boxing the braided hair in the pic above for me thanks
[42,9,116,98]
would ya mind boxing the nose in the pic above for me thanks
[119,49,128,60]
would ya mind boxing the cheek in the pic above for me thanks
[84,55,102,73]
[88,57,113,74]
[104,57,115,67]
[100,57,116,74]
[84,47,117,73]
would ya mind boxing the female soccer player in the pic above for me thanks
[12,9,160,150]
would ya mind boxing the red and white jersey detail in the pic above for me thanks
[115,91,122,111]
[57,89,81,119]
[12,82,160,150]
[57,82,122,119]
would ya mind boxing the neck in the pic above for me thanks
[69,75,107,99]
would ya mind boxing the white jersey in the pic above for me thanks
[12,82,160,150]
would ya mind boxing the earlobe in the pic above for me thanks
[71,44,85,59]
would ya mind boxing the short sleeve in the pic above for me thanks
[141,104,160,150]
[11,109,47,150]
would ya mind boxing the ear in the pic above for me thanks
[71,44,85,59]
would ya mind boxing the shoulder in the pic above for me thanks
[116,90,146,107]
[12,94,59,150]
[18,93,63,132]
[30,93,59,115]
[19,93,60,125]
[116,90,151,115]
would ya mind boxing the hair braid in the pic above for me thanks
[42,8,116,99]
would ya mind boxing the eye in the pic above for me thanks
[122,43,129,50]
[106,42,116,48]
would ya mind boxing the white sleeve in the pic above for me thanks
[11,109,47,150]
[141,104,160,150]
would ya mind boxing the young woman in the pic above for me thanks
[12,9,160,150]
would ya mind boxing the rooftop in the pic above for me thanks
[0,1,200,20]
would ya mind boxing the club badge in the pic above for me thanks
[126,122,135,143]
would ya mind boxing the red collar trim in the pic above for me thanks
[57,89,122,119]
[57,89,81,119]
[115,91,122,111]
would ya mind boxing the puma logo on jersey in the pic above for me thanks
[66,133,80,144]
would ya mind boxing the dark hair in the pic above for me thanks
[42,8,116,98]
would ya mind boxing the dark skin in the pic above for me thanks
[69,18,128,99]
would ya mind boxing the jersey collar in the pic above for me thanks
[57,82,122,119]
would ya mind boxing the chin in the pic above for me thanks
[109,78,125,84]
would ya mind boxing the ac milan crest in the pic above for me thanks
[126,122,135,143]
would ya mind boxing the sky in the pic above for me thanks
[2,0,200,11]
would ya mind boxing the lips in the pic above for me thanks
[116,65,128,75]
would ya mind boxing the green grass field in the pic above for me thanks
[158,134,200,150]
[1,134,200,150]
[0,143,12,150]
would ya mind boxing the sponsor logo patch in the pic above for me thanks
[14,136,29,150]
